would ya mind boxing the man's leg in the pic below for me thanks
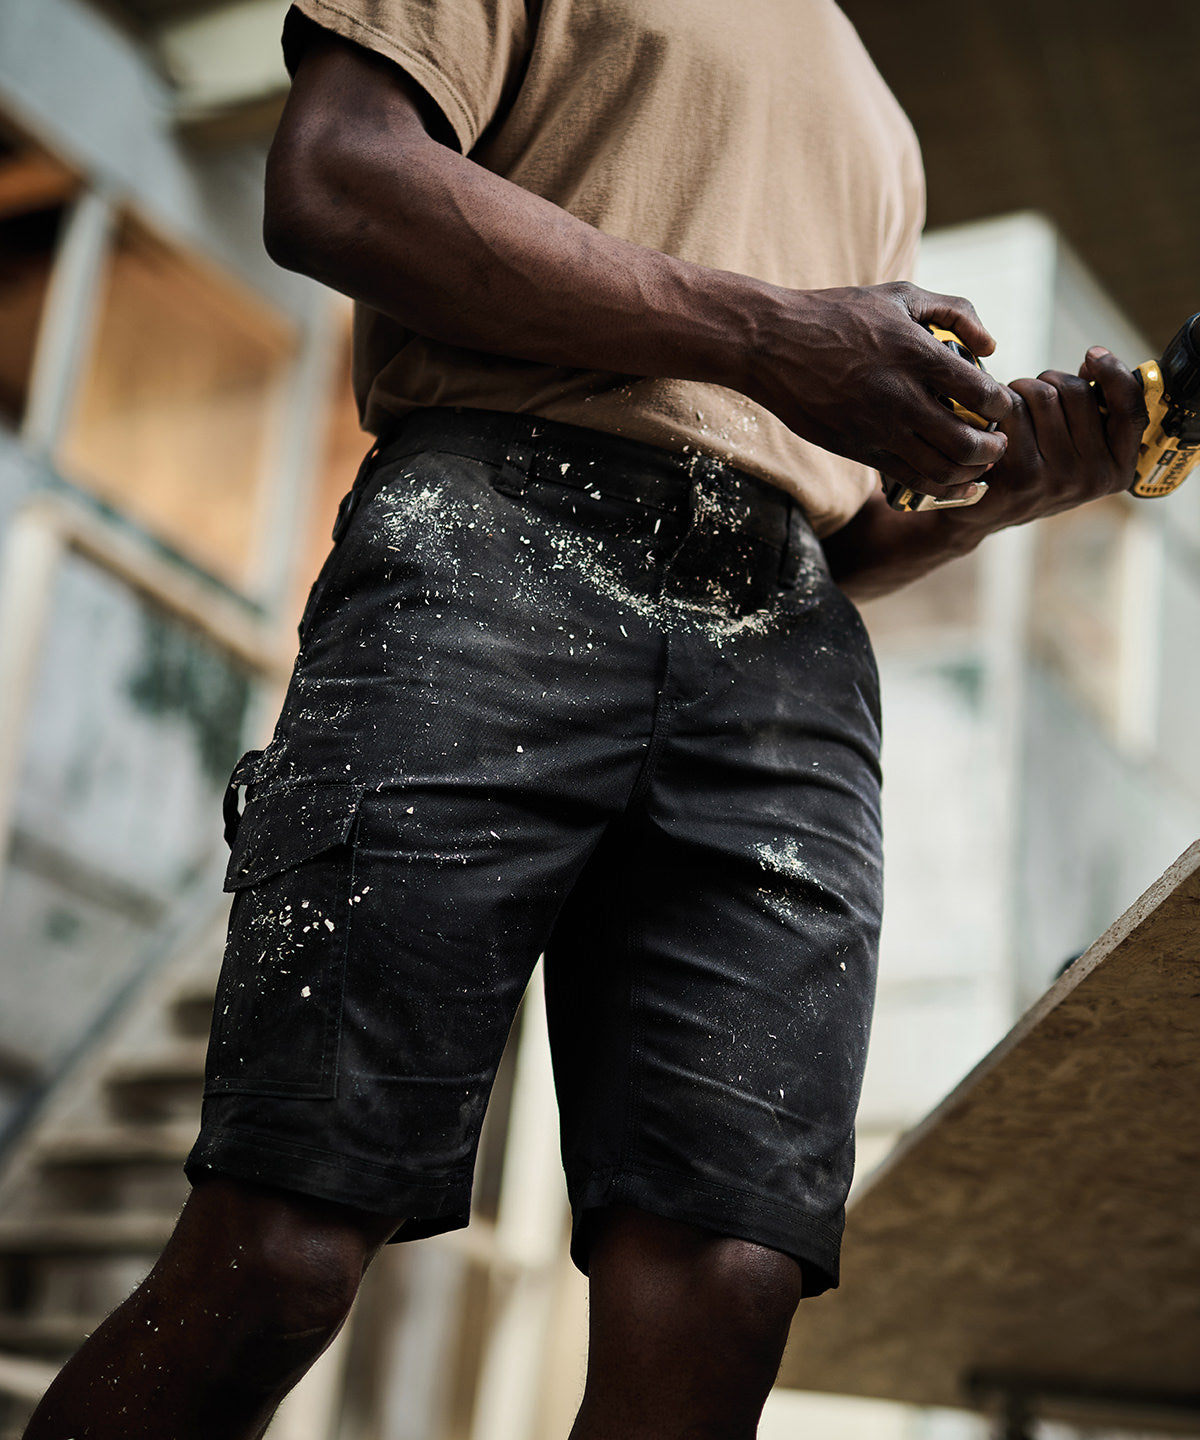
[22,1176,400,1440]
[570,1209,803,1440]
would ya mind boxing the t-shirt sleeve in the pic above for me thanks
[283,0,530,154]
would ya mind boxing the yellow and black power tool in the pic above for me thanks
[883,313,1200,512]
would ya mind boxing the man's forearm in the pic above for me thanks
[267,40,764,395]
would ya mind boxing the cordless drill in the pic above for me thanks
[883,313,1200,512]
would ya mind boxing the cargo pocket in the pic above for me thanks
[206,782,365,1100]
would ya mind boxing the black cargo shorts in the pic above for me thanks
[186,407,883,1296]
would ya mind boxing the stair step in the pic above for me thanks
[170,988,216,1040]
[0,1214,175,1256]
[0,1313,97,1355]
[105,1043,208,1087]
[104,1045,208,1122]
[0,1350,57,1405]
[37,1123,196,1168]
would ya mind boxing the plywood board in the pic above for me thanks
[779,840,1200,1426]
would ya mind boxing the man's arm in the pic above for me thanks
[265,31,1010,500]
[824,349,1151,600]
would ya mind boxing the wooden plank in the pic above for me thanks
[0,155,75,222]
[779,840,1200,1425]
[0,152,76,223]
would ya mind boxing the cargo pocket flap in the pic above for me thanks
[224,782,365,892]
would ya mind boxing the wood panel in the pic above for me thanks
[0,153,77,224]
[59,217,296,587]
[779,840,1200,1427]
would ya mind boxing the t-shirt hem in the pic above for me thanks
[290,0,482,151]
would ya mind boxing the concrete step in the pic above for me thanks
[104,1043,208,1122]
[170,987,216,1041]
[12,1254,155,1327]
[0,1350,58,1406]
[0,1313,96,1357]
[0,1214,175,1256]
[105,1042,208,1087]
[37,1123,196,1169]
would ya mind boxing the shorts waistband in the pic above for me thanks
[374,407,801,552]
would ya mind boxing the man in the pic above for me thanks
[24,2,1146,1437]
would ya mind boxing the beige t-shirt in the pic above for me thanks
[285,0,924,534]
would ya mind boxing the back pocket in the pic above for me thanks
[206,782,365,1099]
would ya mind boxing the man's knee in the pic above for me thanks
[696,1233,804,1353]
[151,1176,396,1376]
[587,1207,803,1365]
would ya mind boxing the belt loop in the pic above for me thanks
[223,749,265,847]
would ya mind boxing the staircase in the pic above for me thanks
[0,913,224,1438]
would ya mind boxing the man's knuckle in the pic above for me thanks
[982,377,1010,410]
[930,454,965,486]
[945,425,988,465]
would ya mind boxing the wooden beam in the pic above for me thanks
[0,153,77,223]
[779,840,1200,1429]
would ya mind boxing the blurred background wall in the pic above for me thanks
[0,1,1194,1436]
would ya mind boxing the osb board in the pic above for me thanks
[779,840,1200,1419]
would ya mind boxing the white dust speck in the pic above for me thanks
[300,986,311,998]
[324,918,335,932]
[754,838,817,884]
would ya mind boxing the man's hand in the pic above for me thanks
[745,281,1012,500]
[823,345,1148,601]
[963,345,1148,531]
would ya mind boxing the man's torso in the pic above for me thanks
[289,0,925,532]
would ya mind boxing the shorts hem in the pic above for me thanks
[185,1125,473,1243]
[568,1165,843,1298]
